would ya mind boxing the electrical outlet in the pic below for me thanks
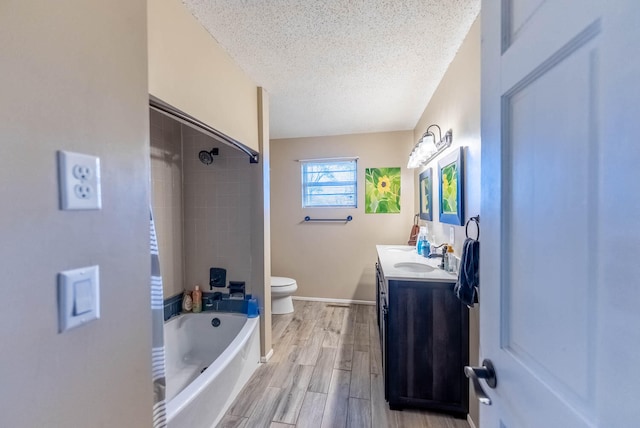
[72,164,92,180]
[74,184,93,199]
[449,226,455,245]
[58,151,102,210]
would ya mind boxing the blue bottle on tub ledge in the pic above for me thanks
[247,297,259,318]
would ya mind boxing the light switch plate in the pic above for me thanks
[57,151,102,210]
[58,265,100,333]
[449,226,455,245]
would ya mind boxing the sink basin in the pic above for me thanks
[386,247,414,253]
[393,262,435,273]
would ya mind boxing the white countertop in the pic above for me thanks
[376,245,458,283]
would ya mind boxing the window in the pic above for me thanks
[301,158,357,208]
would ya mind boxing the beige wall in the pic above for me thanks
[148,0,260,152]
[0,1,152,427]
[412,16,481,425]
[271,132,414,301]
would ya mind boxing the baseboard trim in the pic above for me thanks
[292,296,375,306]
[467,414,477,428]
[260,348,273,363]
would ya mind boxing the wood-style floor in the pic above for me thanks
[217,301,470,428]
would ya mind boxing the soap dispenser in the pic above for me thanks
[416,227,427,256]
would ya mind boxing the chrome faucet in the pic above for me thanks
[440,246,447,269]
[427,244,447,270]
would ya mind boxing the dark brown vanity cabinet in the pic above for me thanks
[375,262,389,399]
[376,261,469,418]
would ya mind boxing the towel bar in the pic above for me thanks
[465,215,480,240]
[304,216,353,222]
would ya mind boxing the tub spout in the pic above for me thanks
[228,281,245,299]
[203,296,214,310]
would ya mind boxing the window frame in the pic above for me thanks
[300,158,358,209]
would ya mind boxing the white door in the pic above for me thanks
[480,1,640,427]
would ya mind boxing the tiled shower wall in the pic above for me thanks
[150,110,184,298]
[149,110,253,299]
[182,127,252,292]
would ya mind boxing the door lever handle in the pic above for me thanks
[464,359,497,405]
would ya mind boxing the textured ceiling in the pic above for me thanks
[182,0,480,139]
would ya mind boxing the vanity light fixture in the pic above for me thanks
[407,124,453,169]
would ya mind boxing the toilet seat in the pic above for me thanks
[271,276,296,287]
[270,276,297,314]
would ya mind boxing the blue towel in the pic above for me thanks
[454,238,480,306]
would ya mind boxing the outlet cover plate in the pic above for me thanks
[58,265,100,333]
[58,151,102,210]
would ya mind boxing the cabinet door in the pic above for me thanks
[387,280,468,415]
[381,293,389,400]
[376,262,386,350]
[375,262,381,328]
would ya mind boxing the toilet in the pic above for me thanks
[271,276,298,314]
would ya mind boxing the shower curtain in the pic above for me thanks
[150,210,167,428]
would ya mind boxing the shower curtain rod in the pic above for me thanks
[149,96,260,164]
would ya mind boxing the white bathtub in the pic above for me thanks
[164,312,261,428]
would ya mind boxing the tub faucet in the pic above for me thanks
[228,281,245,300]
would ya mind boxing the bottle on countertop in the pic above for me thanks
[192,285,202,313]
[420,224,431,258]
[446,245,456,273]
[182,290,193,312]
[423,237,431,258]
[247,298,259,318]
[416,226,427,256]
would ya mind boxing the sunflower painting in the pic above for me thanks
[365,167,401,213]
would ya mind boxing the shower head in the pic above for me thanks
[198,148,218,165]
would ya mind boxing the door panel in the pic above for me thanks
[480,0,640,427]
[501,1,599,92]
[503,38,598,403]
[504,0,545,49]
